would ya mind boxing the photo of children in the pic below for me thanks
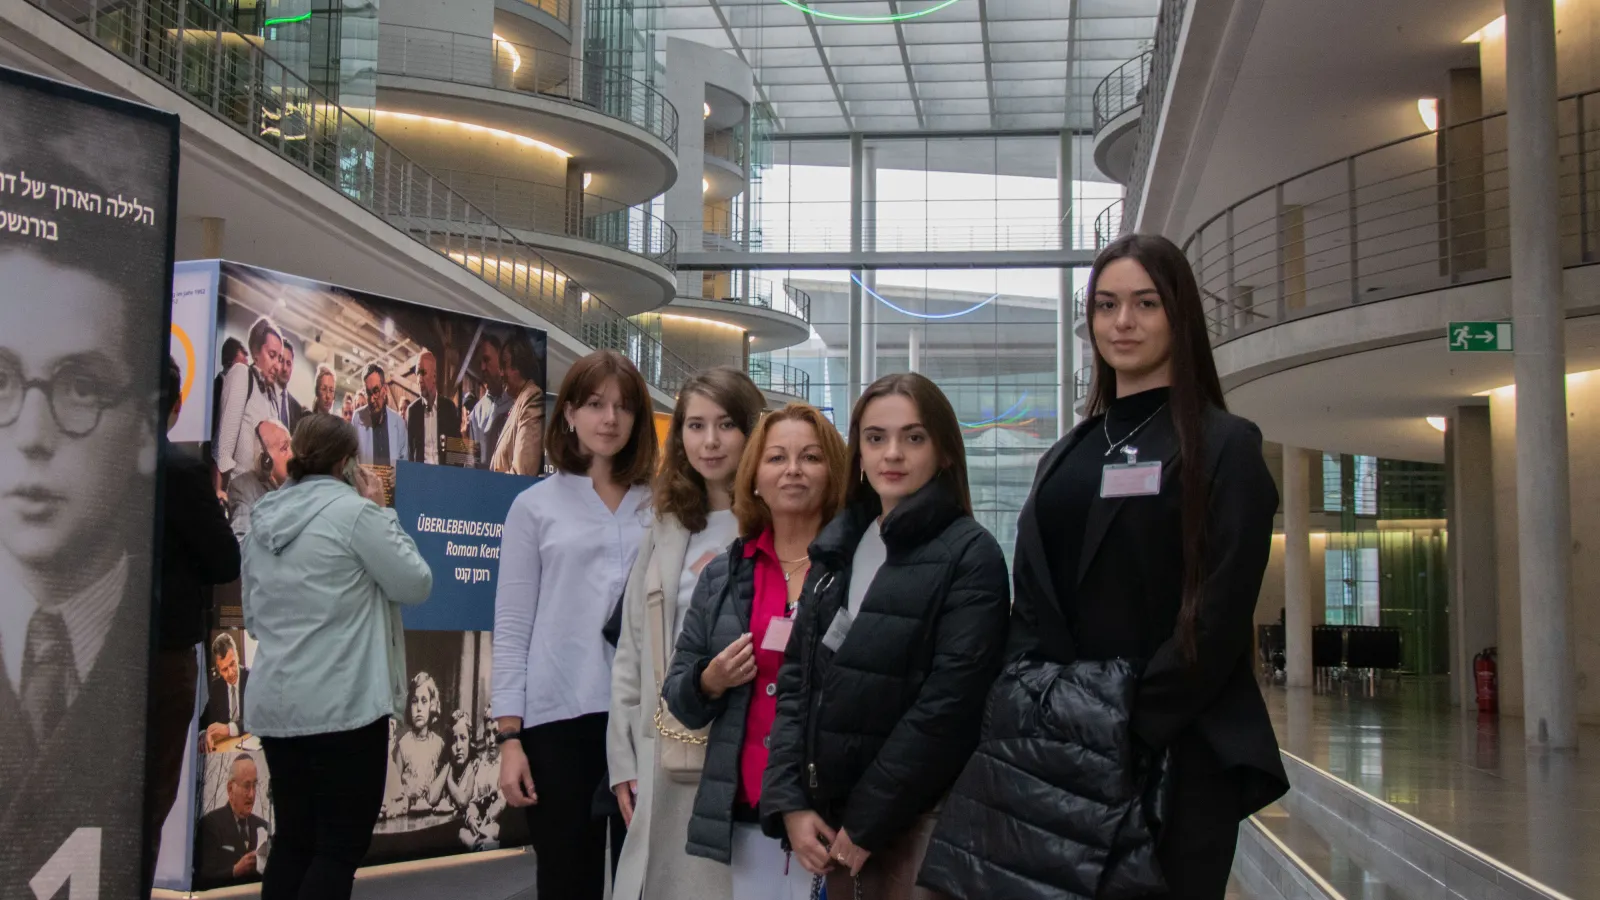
[370,630,525,861]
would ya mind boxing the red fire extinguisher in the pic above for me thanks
[1474,648,1498,714]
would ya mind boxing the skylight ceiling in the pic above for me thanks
[655,0,1161,134]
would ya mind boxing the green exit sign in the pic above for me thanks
[1448,321,1513,352]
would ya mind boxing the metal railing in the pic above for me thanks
[37,0,695,393]
[1072,285,1088,324]
[707,219,1071,254]
[377,23,678,152]
[1094,201,1124,250]
[506,0,572,26]
[697,277,811,323]
[705,127,747,168]
[1181,87,1600,344]
[748,357,811,399]
[428,169,676,268]
[1093,50,1151,133]
[1122,0,1187,228]
[1073,364,1093,404]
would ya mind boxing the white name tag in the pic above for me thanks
[1100,461,1163,498]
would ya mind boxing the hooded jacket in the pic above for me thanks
[758,480,1010,853]
[241,475,433,737]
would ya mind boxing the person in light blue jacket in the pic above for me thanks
[241,413,433,900]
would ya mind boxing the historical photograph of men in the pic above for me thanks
[200,631,252,752]
[0,67,178,899]
[407,350,461,465]
[357,363,409,467]
[195,752,272,886]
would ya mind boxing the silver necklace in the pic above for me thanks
[1104,402,1168,458]
[781,558,810,583]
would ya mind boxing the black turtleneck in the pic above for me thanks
[1035,386,1171,621]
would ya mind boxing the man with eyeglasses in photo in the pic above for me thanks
[355,363,408,467]
[0,242,164,895]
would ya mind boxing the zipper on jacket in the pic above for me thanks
[808,762,818,789]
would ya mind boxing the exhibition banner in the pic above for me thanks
[0,66,179,900]
[172,261,546,889]
[168,262,220,443]
[393,462,538,632]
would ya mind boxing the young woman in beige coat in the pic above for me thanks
[608,366,767,900]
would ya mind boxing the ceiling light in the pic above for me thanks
[373,110,570,158]
[777,0,962,23]
[584,172,593,189]
[491,33,522,73]
[703,102,711,119]
[1474,368,1600,396]
[1417,98,1439,132]
[1463,15,1505,43]
[659,313,746,333]
[703,178,710,193]
[1426,416,1447,433]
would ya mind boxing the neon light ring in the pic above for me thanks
[776,0,964,23]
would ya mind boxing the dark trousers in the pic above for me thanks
[519,712,624,900]
[259,717,390,900]
[1149,735,1244,900]
[142,647,199,897]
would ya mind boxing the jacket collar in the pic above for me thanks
[811,479,966,565]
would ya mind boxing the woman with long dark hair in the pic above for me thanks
[608,366,766,900]
[920,234,1286,900]
[760,373,1011,900]
[492,349,658,900]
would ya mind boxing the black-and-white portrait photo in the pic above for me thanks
[0,66,178,900]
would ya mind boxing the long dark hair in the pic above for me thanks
[1085,233,1224,660]
[847,373,973,516]
[654,366,766,533]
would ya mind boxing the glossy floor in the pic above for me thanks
[1264,680,1600,899]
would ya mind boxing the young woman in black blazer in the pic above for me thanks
[923,234,1286,900]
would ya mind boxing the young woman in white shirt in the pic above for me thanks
[492,349,659,900]
[607,366,767,900]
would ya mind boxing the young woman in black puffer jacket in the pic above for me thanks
[760,373,1011,900]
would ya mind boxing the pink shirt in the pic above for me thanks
[737,527,800,807]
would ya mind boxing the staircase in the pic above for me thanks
[24,0,695,393]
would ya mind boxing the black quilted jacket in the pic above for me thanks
[917,658,1169,900]
[758,481,1011,853]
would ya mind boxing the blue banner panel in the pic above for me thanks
[394,461,540,631]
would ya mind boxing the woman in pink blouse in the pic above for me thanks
[662,404,849,900]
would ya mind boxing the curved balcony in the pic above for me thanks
[1072,285,1089,340]
[1092,51,1150,185]
[496,0,573,44]
[34,0,696,394]
[670,278,811,352]
[704,127,749,200]
[1184,86,1600,462]
[748,357,811,403]
[1095,200,1125,251]
[376,24,678,203]
[429,169,676,313]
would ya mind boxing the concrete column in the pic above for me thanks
[862,146,878,384]
[1507,0,1577,750]
[848,133,864,409]
[201,217,225,258]
[1057,130,1074,438]
[1283,445,1315,689]
[908,329,922,374]
[1448,406,1500,710]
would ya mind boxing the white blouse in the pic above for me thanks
[492,471,652,729]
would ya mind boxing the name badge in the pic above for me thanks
[821,607,854,653]
[761,616,795,653]
[1101,461,1163,498]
